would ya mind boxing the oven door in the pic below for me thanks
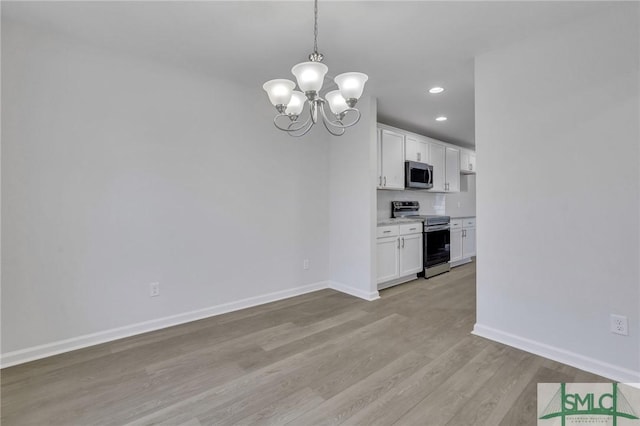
[424,225,450,268]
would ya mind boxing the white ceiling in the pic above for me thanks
[2,1,617,148]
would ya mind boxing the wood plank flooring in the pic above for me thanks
[1,262,607,425]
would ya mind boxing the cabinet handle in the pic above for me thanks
[417,152,421,162]
[463,229,466,237]
[379,176,382,186]
[397,238,400,249]
[469,164,473,170]
[402,237,405,248]
[383,230,391,233]
[384,176,387,187]
[409,227,416,231]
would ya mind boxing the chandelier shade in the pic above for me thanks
[262,0,368,137]
[334,72,369,102]
[325,90,349,115]
[262,79,295,107]
[291,62,329,94]
[286,91,306,116]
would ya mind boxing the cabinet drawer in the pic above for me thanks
[377,225,399,238]
[463,218,476,228]
[399,223,422,235]
[450,219,462,230]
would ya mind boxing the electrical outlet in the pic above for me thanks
[303,259,309,270]
[150,282,160,297]
[610,314,628,336]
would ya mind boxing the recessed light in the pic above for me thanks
[429,87,445,94]
[435,116,447,122]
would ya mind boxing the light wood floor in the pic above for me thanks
[1,262,606,425]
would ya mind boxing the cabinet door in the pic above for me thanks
[405,137,418,162]
[399,233,423,276]
[381,130,405,189]
[445,147,460,192]
[450,229,463,263]
[377,236,400,284]
[462,227,476,258]
[460,151,469,172]
[406,137,428,163]
[428,142,446,192]
[377,129,383,188]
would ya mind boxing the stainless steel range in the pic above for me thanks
[392,201,451,278]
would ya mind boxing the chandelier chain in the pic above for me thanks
[313,0,319,55]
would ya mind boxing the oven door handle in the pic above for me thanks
[425,225,450,232]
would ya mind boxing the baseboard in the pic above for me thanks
[328,281,380,301]
[377,275,418,291]
[472,323,640,383]
[0,281,329,368]
[450,258,473,268]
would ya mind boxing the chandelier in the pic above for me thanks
[262,0,368,137]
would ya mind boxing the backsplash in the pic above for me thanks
[377,190,446,219]
[377,175,476,220]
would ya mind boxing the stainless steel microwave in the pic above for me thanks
[405,161,433,189]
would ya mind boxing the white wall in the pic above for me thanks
[474,5,640,381]
[1,22,331,358]
[445,174,476,218]
[328,96,379,300]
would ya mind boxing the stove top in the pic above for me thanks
[391,201,449,226]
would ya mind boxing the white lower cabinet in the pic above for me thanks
[450,228,463,263]
[377,223,423,287]
[399,232,423,276]
[450,217,476,266]
[377,236,401,283]
[462,225,476,258]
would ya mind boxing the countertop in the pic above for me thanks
[377,218,424,226]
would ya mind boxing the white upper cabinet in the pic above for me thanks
[377,129,383,188]
[376,124,473,192]
[428,143,460,193]
[445,147,460,192]
[460,150,477,174]
[429,142,446,192]
[405,136,428,164]
[378,129,405,190]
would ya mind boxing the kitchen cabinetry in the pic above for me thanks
[405,136,428,163]
[429,143,446,192]
[449,220,464,263]
[377,129,405,190]
[462,218,476,258]
[445,147,460,192]
[460,150,476,174]
[450,217,476,267]
[377,223,423,288]
[428,143,460,192]
[376,123,470,192]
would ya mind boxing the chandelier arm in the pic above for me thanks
[336,108,362,128]
[319,104,362,131]
[287,119,315,137]
[319,104,346,136]
[273,112,312,133]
